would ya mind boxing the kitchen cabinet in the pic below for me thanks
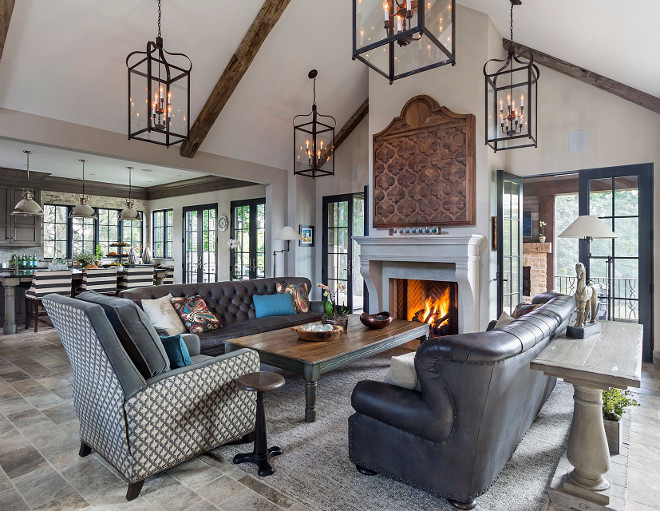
[0,186,42,247]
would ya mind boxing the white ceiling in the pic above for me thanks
[0,139,205,187]
[0,0,657,177]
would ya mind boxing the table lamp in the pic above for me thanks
[273,226,302,278]
[559,215,617,336]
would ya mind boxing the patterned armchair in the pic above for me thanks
[42,294,259,500]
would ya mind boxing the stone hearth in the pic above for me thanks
[354,235,484,334]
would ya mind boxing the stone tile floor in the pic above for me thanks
[0,325,658,510]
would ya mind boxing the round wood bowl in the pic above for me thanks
[360,311,394,330]
[291,324,344,342]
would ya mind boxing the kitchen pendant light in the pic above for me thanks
[120,167,141,221]
[11,150,43,217]
[70,160,98,219]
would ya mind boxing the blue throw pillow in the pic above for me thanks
[159,334,192,370]
[253,293,296,318]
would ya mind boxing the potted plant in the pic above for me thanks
[74,252,96,269]
[317,283,351,331]
[95,244,104,265]
[602,388,639,454]
[538,220,547,243]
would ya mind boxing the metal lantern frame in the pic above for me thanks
[484,1,539,152]
[126,1,191,147]
[293,70,336,179]
[352,0,456,83]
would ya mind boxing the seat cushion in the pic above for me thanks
[276,282,310,313]
[141,293,187,336]
[252,294,296,318]
[171,295,222,334]
[76,291,170,380]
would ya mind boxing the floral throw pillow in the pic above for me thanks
[511,302,540,319]
[276,282,310,313]
[170,295,221,334]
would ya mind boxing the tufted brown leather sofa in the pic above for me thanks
[119,277,323,356]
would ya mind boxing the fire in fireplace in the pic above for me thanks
[393,279,459,338]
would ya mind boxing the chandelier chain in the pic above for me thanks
[509,2,513,43]
[313,77,316,106]
[158,0,162,38]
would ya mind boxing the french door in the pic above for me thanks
[579,164,653,361]
[322,193,365,312]
[230,198,266,280]
[497,170,523,316]
[183,204,217,284]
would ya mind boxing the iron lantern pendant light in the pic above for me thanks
[12,150,43,217]
[120,167,141,222]
[126,0,191,147]
[293,70,336,179]
[484,0,539,151]
[70,160,97,219]
[352,0,455,83]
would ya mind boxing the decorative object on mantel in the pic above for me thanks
[352,0,455,83]
[293,70,336,179]
[388,227,442,235]
[373,95,476,229]
[70,160,98,220]
[272,226,302,277]
[538,220,546,242]
[360,311,394,330]
[318,283,350,331]
[484,0,539,151]
[119,167,141,222]
[126,0,191,147]
[559,214,617,324]
[11,150,43,217]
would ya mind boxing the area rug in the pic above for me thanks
[212,352,574,511]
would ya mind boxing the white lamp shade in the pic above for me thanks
[558,215,617,239]
[275,226,302,241]
[11,191,43,216]
[120,202,140,221]
[70,197,97,219]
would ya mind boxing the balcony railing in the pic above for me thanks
[554,275,639,320]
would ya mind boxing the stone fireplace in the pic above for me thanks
[354,234,484,334]
[393,279,459,338]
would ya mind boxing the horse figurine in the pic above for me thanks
[574,262,598,328]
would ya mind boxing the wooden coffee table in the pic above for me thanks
[225,315,429,423]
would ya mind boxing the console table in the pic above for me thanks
[531,321,642,509]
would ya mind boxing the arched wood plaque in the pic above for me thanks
[373,95,476,228]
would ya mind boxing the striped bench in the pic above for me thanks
[118,267,155,292]
[79,268,118,295]
[25,271,73,332]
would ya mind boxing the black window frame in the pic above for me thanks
[152,208,173,259]
[43,204,71,259]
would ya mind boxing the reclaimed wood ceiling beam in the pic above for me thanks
[180,0,292,158]
[0,0,15,62]
[503,39,660,115]
[318,98,369,167]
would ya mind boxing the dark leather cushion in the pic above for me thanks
[76,291,170,379]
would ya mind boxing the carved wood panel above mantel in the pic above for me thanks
[373,95,476,229]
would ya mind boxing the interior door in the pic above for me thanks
[322,193,365,312]
[579,164,653,361]
[497,170,524,316]
[230,198,266,280]
[183,204,217,284]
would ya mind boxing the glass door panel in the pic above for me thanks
[183,205,218,284]
[184,210,198,284]
[497,170,523,316]
[352,194,365,312]
[230,198,266,280]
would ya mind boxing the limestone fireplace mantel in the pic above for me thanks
[354,234,484,334]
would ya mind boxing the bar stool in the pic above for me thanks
[118,266,155,293]
[78,268,118,296]
[233,372,285,476]
[25,270,73,332]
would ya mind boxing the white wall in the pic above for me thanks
[148,185,267,283]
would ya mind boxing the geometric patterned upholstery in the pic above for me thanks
[25,270,73,299]
[81,268,118,295]
[42,294,259,484]
[118,267,155,292]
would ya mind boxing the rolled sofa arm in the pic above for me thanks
[310,300,325,313]
[180,333,200,357]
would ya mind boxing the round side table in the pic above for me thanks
[232,371,285,477]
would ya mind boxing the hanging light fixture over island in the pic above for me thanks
[11,150,43,217]
[69,159,97,219]
[120,167,141,222]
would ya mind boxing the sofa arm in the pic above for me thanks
[351,380,453,443]
[181,333,200,357]
[310,300,325,313]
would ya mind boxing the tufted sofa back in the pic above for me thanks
[119,277,313,326]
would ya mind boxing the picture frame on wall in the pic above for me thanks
[299,225,314,247]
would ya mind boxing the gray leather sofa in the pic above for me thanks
[120,277,323,356]
[348,292,575,509]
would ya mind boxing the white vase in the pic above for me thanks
[142,246,153,264]
[539,235,546,243]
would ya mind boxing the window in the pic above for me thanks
[43,205,69,259]
[122,212,143,250]
[98,209,120,256]
[71,216,95,256]
[152,209,173,258]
